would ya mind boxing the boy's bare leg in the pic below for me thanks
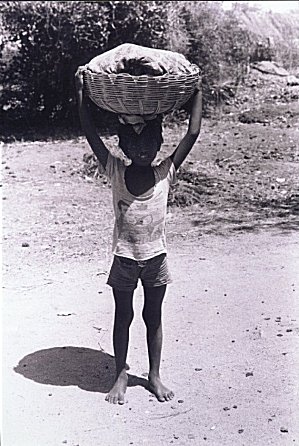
[105,288,134,404]
[143,285,174,402]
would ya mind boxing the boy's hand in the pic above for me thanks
[151,152,165,167]
[194,77,202,92]
[75,66,85,91]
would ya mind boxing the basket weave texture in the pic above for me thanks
[83,68,200,115]
[83,44,201,116]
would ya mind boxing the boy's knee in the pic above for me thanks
[142,307,161,329]
[116,306,134,325]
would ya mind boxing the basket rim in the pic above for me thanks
[83,64,201,81]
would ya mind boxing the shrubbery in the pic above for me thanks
[166,2,252,105]
[0,1,169,135]
[0,0,297,137]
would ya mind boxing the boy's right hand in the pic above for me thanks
[75,66,85,91]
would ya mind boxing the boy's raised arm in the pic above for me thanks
[170,86,202,170]
[75,67,109,169]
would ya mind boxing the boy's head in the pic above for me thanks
[118,117,163,166]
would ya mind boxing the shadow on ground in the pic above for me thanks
[14,346,148,393]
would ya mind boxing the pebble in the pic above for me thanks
[22,242,30,247]
[246,372,254,377]
[178,400,184,404]
[238,429,244,434]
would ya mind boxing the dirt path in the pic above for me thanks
[2,137,299,446]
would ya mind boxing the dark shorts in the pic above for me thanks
[107,253,172,292]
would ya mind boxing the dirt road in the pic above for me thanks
[2,136,299,446]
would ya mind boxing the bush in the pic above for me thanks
[0,1,168,135]
[164,1,252,106]
[3,1,294,138]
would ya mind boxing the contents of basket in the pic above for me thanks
[83,43,201,116]
[86,43,197,75]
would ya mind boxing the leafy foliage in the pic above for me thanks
[0,0,297,136]
[0,1,167,133]
[164,2,252,106]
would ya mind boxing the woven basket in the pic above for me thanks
[83,65,201,115]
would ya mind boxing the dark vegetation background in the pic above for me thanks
[0,0,299,140]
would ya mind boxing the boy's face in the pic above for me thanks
[124,135,160,166]
[119,122,163,167]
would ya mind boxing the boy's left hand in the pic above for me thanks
[151,151,166,167]
[195,77,202,92]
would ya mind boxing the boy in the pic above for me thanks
[75,67,202,405]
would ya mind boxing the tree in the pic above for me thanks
[0,1,167,133]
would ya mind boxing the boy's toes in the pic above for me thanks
[162,391,174,402]
[167,391,175,401]
[157,391,173,402]
[105,393,125,404]
[105,394,116,404]
[148,378,174,403]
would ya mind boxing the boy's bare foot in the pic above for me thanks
[105,370,128,405]
[148,375,174,402]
